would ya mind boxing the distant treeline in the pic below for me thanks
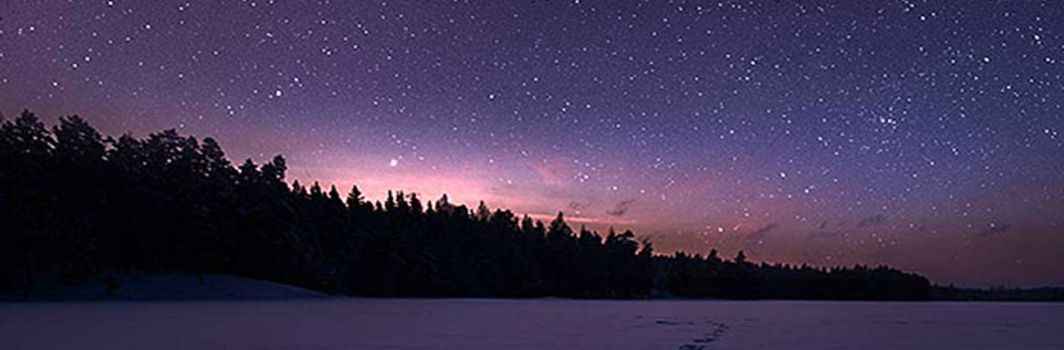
[1,110,931,300]
[933,286,1064,302]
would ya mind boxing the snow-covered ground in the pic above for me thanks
[1,299,1061,349]
[2,274,325,301]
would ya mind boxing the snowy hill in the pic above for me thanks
[2,274,326,301]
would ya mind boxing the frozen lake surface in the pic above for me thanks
[1,299,1061,349]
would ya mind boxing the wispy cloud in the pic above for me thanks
[747,223,778,240]
[975,223,1011,238]
[857,215,888,227]
[606,199,636,216]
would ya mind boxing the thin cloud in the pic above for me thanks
[747,223,779,241]
[857,215,888,227]
[568,201,588,212]
[606,199,636,216]
[975,223,1011,239]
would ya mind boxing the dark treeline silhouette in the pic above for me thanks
[932,286,1064,302]
[0,110,930,300]
[662,250,929,300]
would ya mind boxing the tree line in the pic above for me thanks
[0,110,931,300]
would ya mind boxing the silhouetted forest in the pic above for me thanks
[932,286,1064,302]
[0,110,931,300]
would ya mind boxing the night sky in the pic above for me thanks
[3,0,1064,287]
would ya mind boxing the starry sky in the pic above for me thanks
[3,0,1064,287]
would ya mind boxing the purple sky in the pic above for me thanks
[2,0,1064,287]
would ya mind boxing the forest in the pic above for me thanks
[0,110,932,300]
